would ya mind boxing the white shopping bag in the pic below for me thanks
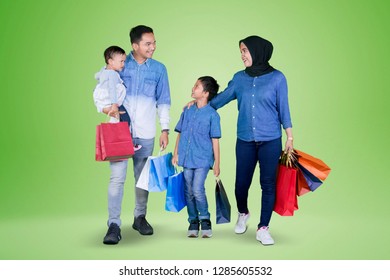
[136,156,156,190]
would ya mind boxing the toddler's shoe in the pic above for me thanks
[134,145,142,152]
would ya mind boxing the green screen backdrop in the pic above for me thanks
[0,0,389,259]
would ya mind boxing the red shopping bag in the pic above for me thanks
[274,164,298,216]
[95,122,134,161]
[296,168,311,196]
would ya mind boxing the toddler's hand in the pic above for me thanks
[108,104,119,119]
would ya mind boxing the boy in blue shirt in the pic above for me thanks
[172,76,221,238]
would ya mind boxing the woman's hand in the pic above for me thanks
[284,128,294,153]
[284,138,293,153]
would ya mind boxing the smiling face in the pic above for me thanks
[240,42,252,67]
[132,32,156,63]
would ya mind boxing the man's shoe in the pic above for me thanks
[132,215,154,235]
[200,219,212,238]
[234,212,250,234]
[256,226,275,245]
[187,220,199,238]
[103,223,121,245]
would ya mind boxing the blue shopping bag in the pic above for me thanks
[296,162,322,191]
[148,152,175,192]
[165,170,186,212]
[215,178,231,224]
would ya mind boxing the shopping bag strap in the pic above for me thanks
[103,111,120,123]
[173,166,183,174]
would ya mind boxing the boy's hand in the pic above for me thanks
[172,154,178,166]
[213,164,220,177]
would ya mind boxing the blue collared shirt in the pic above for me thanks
[175,104,221,169]
[210,69,292,142]
[119,52,171,139]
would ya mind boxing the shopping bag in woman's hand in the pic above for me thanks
[274,164,298,216]
[295,149,331,181]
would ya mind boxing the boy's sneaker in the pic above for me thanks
[132,215,153,235]
[103,223,121,245]
[200,219,212,238]
[256,226,274,245]
[234,212,250,234]
[187,220,200,238]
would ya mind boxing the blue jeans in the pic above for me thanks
[183,167,210,222]
[235,137,282,228]
[107,137,154,227]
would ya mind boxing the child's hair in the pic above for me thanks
[104,46,126,64]
[198,76,220,101]
[130,25,154,44]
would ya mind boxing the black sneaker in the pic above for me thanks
[103,223,121,245]
[187,220,200,238]
[200,219,212,238]
[132,215,154,235]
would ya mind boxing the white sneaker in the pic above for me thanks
[234,212,250,234]
[256,226,274,245]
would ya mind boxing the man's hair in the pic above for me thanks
[130,25,154,44]
[104,46,125,64]
[198,76,220,101]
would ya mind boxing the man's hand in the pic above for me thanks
[159,130,169,150]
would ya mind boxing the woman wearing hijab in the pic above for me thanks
[209,36,294,245]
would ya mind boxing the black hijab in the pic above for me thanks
[239,35,275,77]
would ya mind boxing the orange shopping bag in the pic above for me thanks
[295,149,331,181]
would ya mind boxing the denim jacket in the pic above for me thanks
[120,52,171,139]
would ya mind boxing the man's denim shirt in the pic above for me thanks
[120,52,171,139]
